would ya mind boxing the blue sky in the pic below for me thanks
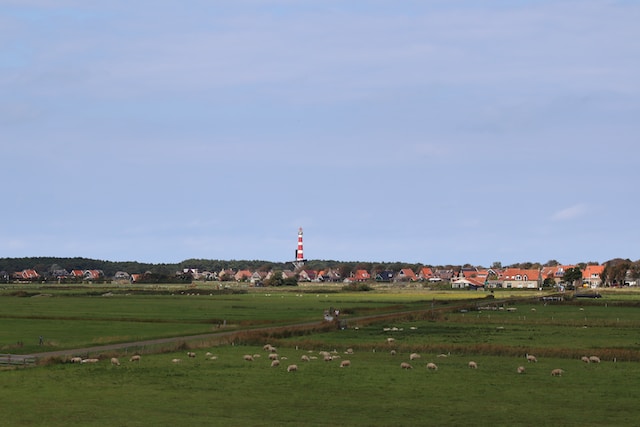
[2,0,638,266]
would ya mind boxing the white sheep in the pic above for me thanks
[581,356,590,363]
[426,362,438,371]
[287,364,298,372]
[437,353,450,358]
[130,355,141,362]
[345,348,354,354]
[243,354,254,361]
[517,366,525,374]
[390,350,397,356]
[324,355,333,362]
[526,354,537,363]
[263,344,274,351]
[409,353,421,361]
[551,368,564,376]
[269,353,279,360]
[70,357,83,363]
[271,360,280,367]
[81,358,99,363]
[589,356,601,363]
[468,361,478,369]
[340,360,351,368]
[110,357,120,366]
[387,337,395,344]
[301,355,310,362]
[171,358,181,363]
[187,352,196,358]
[400,362,413,369]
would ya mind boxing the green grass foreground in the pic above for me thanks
[2,285,640,426]
[1,344,637,426]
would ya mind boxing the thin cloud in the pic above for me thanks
[551,204,587,221]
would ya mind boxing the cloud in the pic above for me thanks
[551,204,587,221]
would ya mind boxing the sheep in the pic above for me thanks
[210,356,218,360]
[301,355,310,362]
[387,338,395,344]
[426,362,438,371]
[130,355,141,362]
[468,361,478,369]
[324,355,333,362]
[589,356,601,363]
[243,354,254,361]
[526,354,537,363]
[390,350,397,356]
[287,364,298,372]
[551,368,564,376]
[409,353,421,361]
[271,360,280,367]
[268,353,279,360]
[70,357,83,363]
[81,358,99,364]
[252,354,261,358]
[400,362,413,370]
[110,357,120,366]
[345,348,354,354]
[517,366,526,374]
[437,353,450,358]
[171,358,181,363]
[263,344,274,351]
[187,352,196,358]
[205,352,213,357]
[340,360,351,368]
[581,356,590,363]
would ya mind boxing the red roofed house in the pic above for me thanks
[234,270,252,282]
[417,267,434,281]
[16,269,40,281]
[350,270,371,282]
[500,268,541,289]
[395,269,418,282]
[582,265,605,288]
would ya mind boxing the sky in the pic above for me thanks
[1,0,639,267]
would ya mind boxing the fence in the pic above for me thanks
[0,354,36,367]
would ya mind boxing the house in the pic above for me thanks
[582,265,605,288]
[500,268,541,289]
[317,269,341,282]
[540,265,576,284]
[83,270,104,281]
[15,269,40,281]
[250,271,268,285]
[417,267,434,281]
[114,271,131,281]
[70,269,85,280]
[351,270,371,282]
[433,269,454,281]
[375,270,395,282]
[234,270,252,282]
[395,269,418,282]
[298,270,318,282]
[451,276,485,289]
[281,270,297,280]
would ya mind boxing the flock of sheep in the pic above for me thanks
[64,335,604,379]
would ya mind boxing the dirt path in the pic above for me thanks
[23,320,328,360]
[21,297,512,361]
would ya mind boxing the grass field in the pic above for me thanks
[1,284,640,426]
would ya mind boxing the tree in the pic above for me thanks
[563,267,583,289]
[491,261,502,269]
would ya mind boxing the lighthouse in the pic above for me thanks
[292,227,306,271]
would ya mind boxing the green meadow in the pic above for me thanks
[1,284,640,426]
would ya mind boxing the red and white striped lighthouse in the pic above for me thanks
[296,227,304,261]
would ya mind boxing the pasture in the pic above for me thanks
[2,285,640,426]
